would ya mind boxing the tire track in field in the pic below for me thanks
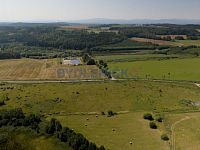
[171,116,191,150]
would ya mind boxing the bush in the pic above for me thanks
[149,122,157,129]
[101,112,105,115]
[161,134,169,141]
[143,113,154,121]
[155,114,164,122]
[0,101,5,106]
[107,110,116,117]
[87,59,96,65]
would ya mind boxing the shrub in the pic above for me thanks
[0,101,5,106]
[155,114,164,122]
[107,110,116,117]
[101,112,105,115]
[149,122,157,129]
[179,99,193,107]
[143,113,154,121]
[99,145,106,150]
[87,59,96,65]
[161,134,169,141]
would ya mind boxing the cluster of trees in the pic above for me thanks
[82,53,96,65]
[0,108,41,131]
[46,118,106,150]
[143,113,169,141]
[82,53,112,78]
[96,60,112,79]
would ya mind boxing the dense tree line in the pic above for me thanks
[96,60,112,79]
[111,25,200,39]
[46,118,106,150]
[0,108,106,150]
[0,52,21,59]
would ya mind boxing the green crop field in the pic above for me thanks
[96,54,180,62]
[108,57,200,81]
[1,80,200,149]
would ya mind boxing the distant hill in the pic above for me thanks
[1,18,200,25]
[71,18,200,25]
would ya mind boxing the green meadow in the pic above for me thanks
[1,80,200,149]
[108,57,200,81]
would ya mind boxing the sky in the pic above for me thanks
[0,0,200,22]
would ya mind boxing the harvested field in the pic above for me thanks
[159,35,187,39]
[60,25,89,30]
[0,59,105,80]
[131,37,172,46]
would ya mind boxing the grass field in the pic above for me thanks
[1,80,200,149]
[108,57,200,81]
[131,37,200,47]
[96,54,180,62]
[1,80,200,114]
[164,112,200,150]
[53,113,169,150]
[0,59,105,80]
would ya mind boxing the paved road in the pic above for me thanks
[0,78,199,86]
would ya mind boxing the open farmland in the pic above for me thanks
[95,54,180,62]
[54,113,169,150]
[159,35,187,40]
[108,58,200,81]
[131,37,200,47]
[60,25,89,30]
[0,59,105,80]
[1,80,200,149]
[2,80,200,114]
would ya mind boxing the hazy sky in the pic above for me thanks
[0,0,200,21]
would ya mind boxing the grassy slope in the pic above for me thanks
[109,58,200,81]
[1,81,200,114]
[1,81,200,149]
[53,113,169,150]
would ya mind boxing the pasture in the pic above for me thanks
[108,57,200,81]
[0,59,105,80]
[54,113,169,150]
[1,80,200,114]
[1,80,200,149]
[164,112,200,150]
